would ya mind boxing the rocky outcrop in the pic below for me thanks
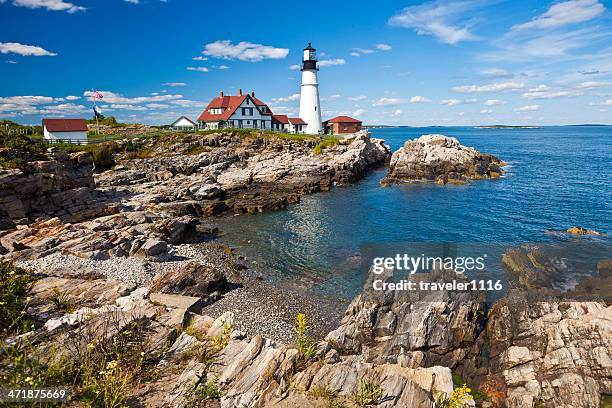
[0,131,389,263]
[150,261,229,304]
[479,295,611,408]
[97,131,390,216]
[0,150,101,229]
[323,245,612,408]
[382,134,505,185]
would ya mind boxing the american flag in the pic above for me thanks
[92,90,104,100]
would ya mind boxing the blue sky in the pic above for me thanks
[1,0,611,126]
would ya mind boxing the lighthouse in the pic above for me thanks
[299,42,322,134]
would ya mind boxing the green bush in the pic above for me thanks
[294,313,316,362]
[0,261,34,335]
[353,379,383,406]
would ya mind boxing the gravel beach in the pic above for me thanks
[17,241,346,344]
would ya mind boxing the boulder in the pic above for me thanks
[149,261,228,302]
[149,292,203,313]
[382,134,505,185]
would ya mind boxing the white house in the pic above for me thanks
[42,118,88,142]
[271,115,306,134]
[171,116,197,131]
[197,90,274,131]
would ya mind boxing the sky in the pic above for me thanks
[1,0,611,126]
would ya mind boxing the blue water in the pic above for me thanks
[218,126,612,299]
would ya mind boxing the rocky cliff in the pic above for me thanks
[0,149,102,231]
[382,134,505,185]
[0,131,390,261]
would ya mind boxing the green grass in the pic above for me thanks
[0,260,34,336]
[353,379,383,406]
[313,137,340,155]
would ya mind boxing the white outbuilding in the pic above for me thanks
[42,118,88,142]
[171,116,197,131]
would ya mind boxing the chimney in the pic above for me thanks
[238,89,243,96]
[220,90,224,97]
[251,91,255,97]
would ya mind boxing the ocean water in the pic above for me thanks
[217,126,612,300]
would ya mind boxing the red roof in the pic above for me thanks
[288,117,307,125]
[271,114,289,124]
[197,92,272,122]
[325,116,362,124]
[42,118,88,132]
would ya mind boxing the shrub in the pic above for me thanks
[294,313,316,362]
[353,379,383,406]
[211,322,232,350]
[435,384,473,408]
[0,261,34,335]
[186,374,223,403]
[50,287,74,313]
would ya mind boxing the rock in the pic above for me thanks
[149,261,228,302]
[382,134,504,185]
[598,259,612,279]
[566,226,604,236]
[137,238,167,257]
[149,292,203,313]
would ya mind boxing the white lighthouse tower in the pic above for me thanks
[299,42,322,134]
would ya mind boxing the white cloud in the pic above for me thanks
[388,0,480,45]
[7,0,85,13]
[512,0,605,31]
[145,103,170,109]
[353,108,366,117]
[575,81,610,89]
[272,94,300,103]
[187,66,209,72]
[515,104,540,111]
[83,90,183,105]
[65,95,80,101]
[480,109,493,114]
[202,40,289,62]
[373,97,402,106]
[110,104,148,111]
[0,95,56,105]
[409,95,430,103]
[192,56,208,61]
[588,99,612,106]
[163,82,187,87]
[440,98,477,105]
[217,65,230,70]
[484,99,505,106]
[480,68,513,79]
[348,95,368,101]
[375,43,392,51]
[289,64,301,70]
[390,109,403,117]
[318,58,346,67]
[350,52,361,57]
[352,48,374,54]
[483,26,608,62]
[0,42,56,56]
[522,84,582,99]
[322,94,342,101]
[452,82,524,93]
